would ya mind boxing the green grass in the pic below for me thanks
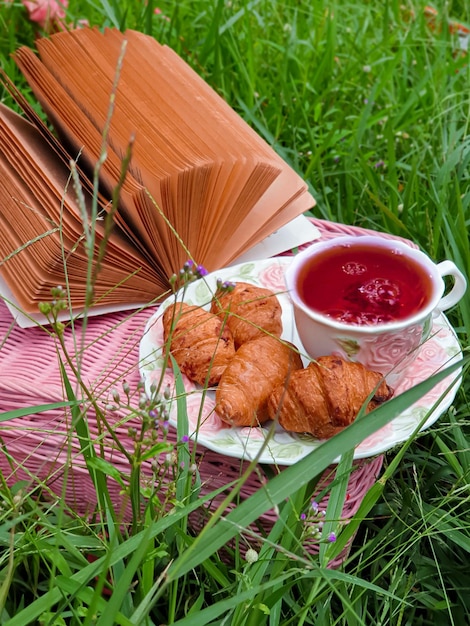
[1,0,470,624]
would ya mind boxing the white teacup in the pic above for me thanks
[285,235,467,387]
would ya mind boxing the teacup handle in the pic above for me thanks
[436,260,467,312]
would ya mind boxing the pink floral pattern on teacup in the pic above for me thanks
[352,323,426,386]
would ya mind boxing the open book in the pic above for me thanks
[0,27,317,326]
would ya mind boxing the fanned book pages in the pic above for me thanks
[0,27,317,326]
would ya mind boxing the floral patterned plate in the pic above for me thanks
[139,257,463,465]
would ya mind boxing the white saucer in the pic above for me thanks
[139,257,462,465]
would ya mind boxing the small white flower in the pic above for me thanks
[245,548,259,563]
[165,451,177,466]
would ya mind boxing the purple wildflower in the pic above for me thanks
[171,260,209,291]
[216,278,236,292]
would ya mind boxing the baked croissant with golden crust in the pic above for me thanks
[267,356,393,439]
[210,281,282,348]
[162,302,236,386]
[215,335,303,427]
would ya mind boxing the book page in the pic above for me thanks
[15,28,315,269]
[2,26,318,323]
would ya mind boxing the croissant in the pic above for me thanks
[162,302,236,386]
[210,281,282,348]
[215,335,303,427]
[267,356,393,439]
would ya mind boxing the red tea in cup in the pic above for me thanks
[295,242,434,326]
[285,235,467,385]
